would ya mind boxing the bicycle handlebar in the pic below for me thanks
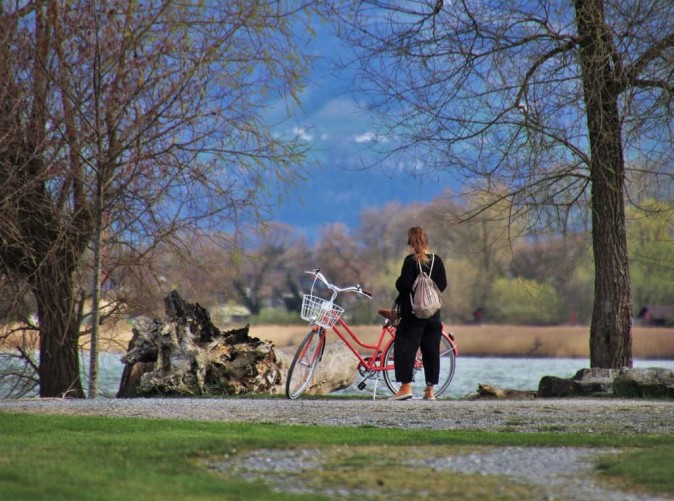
[305,269,373,299]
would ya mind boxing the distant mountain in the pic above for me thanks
[272,165,454,238]
[265,22,460,237]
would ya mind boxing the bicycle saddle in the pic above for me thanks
[377,308,398,322]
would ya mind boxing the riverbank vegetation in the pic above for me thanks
[4,322,674,359]
[248,324,674,359]
[0,412,672,500]
[80,196,672,329]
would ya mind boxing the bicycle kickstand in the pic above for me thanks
[371,376,380,400]
[356,374,381,400]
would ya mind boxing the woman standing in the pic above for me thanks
[391,226,447,400]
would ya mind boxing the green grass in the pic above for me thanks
[596,443,674,495]
[1,412,673,500]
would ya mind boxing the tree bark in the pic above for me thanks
[33,261,85,398]
[574,0,633,368]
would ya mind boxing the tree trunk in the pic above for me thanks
[87,181,105,398]
[33,262,84,398]
[574,0,633,368]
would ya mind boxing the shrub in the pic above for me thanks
[489,278,563,325]
[248,308,299,325]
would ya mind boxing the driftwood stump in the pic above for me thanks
[468,383,537,400]
[117,291,356,397]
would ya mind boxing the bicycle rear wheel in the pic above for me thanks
[382,333,456,398]
[285,328,326,399]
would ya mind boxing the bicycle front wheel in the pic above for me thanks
[285,328,326,399]
[382,332,456,398]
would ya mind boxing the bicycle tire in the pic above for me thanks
[382,332,456,398]
[285,328,326,399]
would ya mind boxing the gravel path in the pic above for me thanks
[1,397,673,434]
[2,397,673,500]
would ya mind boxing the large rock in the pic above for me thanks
[538,367,674,399]
[538,368,616,398]
[613,368,674,398]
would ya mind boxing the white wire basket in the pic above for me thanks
[301,294,344,328]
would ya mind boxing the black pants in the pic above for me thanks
[393,316,442,385]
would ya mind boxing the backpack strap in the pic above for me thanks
[418,254,435,275]
[429,254,435,275]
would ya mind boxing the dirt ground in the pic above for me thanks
[59,321,674,358]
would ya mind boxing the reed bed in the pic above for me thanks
[248,323,674,359]
[4,322,674,359]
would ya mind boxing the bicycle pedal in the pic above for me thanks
[357,381,367,390]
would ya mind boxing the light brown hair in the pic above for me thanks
[407,226,430,265]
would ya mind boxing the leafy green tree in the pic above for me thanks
[490,278,564,326]
[451,191,525,316]
[511,234,591,324]
[567,261,595,325]
[441,256,482,323]
[627,199,674,309]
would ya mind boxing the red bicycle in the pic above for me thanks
[285,269,458,399]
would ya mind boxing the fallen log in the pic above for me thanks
[117,290,356,397]
[468,383,537,400]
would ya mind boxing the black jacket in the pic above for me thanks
[395,253,447,320]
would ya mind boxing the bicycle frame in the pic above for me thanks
[323,317,458,373]
[329,317,396,372]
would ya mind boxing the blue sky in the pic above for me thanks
[267,22,458,238]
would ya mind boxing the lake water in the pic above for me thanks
[3,352,674,399]
[338,357,674,399]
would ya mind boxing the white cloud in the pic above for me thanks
[353,131,390,144]
[354,131,376,143]
[292,126,314,142]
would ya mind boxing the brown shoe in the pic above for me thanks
[423,387,436,400]
[390,392,413,401]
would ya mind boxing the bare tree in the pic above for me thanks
[313,223,368,286]
[0,1,317,397]
[357,201,410,265]
[331,0,674,368]
[234,222,308,315]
